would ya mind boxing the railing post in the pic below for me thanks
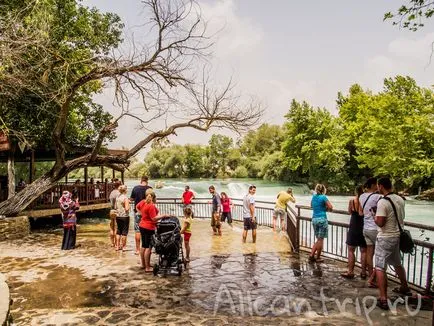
[426,247,433,294]
[84,166,89,205]
[296,206,301,252]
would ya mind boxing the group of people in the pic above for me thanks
[59,175,410,308]
[308,177,410,310]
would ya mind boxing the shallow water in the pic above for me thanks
[1,218,432,325]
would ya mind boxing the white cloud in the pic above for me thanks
[362,32,434,92]
[198,0,263,58]
[388,32,434,62]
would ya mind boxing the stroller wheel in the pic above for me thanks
[153,264,159,276]
[177,264,183,276]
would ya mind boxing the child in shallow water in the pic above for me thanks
[212,211,222,236]
[180,207,193,262]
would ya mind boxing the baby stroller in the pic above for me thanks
[152,216,186,276]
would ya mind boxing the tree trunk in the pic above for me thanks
[0,174,54,216]
[7,145,15,199]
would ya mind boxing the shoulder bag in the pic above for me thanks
[381,195,415,254]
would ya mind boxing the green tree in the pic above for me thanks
[354,76,434,188]
[184,145,207,178]
[282,100,349,186]
[208,134,233,178]
[0,0,261,216]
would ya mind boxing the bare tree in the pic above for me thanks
[0,0,262,216]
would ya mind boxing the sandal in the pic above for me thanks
[392,286,412,296]
[376,298,389,310]
[308,256,316,263]
[340,272,355,279]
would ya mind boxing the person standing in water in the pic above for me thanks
[220,192,233,227]
[242,185,257,243]
[181,206,193,262]
[209,185,222,234]
[273,187,296,232]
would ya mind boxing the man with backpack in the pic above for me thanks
[374,177,410,310]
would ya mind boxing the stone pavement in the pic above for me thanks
[0,218,432,325]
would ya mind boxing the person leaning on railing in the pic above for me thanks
[273,187,296,232]
[341,185,367,279]
[309,184,333,263]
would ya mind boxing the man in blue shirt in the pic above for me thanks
[130,176,152,255]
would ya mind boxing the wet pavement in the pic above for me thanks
[0,218,432,325]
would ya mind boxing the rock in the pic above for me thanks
[416,188,434,201]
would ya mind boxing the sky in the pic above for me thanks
[82,0,434,157]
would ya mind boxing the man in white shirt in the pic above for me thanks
[358,177,382,282]
[242,185,257,243]
[374,177,410,310]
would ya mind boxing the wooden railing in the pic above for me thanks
[17,182,117,209]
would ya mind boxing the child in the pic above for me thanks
[180,207,193,262]
[212,211,222,236]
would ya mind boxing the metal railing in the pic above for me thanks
[155,198,433,293]
[8,189,434,294]
[295,205,434,294]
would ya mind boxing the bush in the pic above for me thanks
[233,166,248,178]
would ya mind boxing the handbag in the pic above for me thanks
[381,195,415,254]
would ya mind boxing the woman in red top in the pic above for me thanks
[136,191,168,272]
[220,192,233,227]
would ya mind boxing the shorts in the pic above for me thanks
[243,218,257,230]
[274,208,287,219]
[211,212,221,227]
[312,218,328,239]
[212,219,222,229]
[184,232,192,242]
[221,212,232,223]
[134,213,141,232]
[363,229,378,246]
[139,227,155,248]
[375,236,401,270]
[116,216,130,236]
